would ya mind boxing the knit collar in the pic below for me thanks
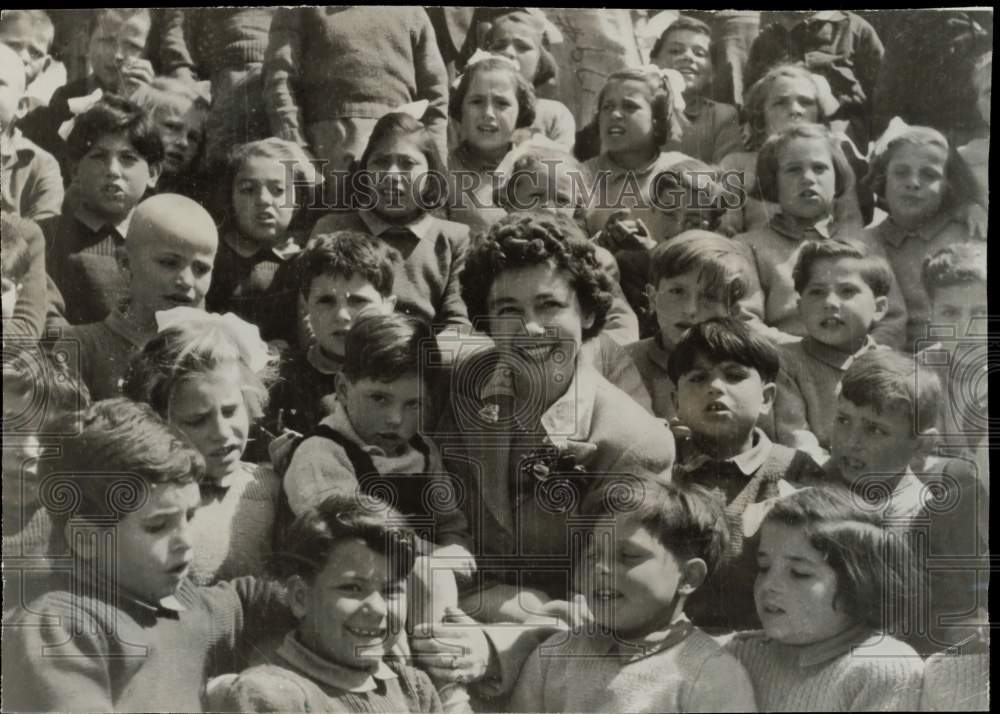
[778,623,872,668]
[359,209,435,243]
[801,334,880,371]
[769,212,834,242]
[307,342,344,376]
[600,617,695,661]
[680,427,774,477]
[877,212,963,248]
[278,632,397,692]
[223,230,301,260]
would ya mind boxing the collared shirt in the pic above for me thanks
[867,212,977,351]
[359,207,435,242]
[768,212,835,242]
[277,631,397,693]
[222,229,300,261]
[679,427,773,481]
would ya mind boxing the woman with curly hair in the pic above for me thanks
[433,211,676,630]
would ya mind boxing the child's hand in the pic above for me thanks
[268,429,302,472]
[431,543,477,581]
[597,211,657,252]
[119,58,155,96]
[540,594,593,629]
[411,607,491,686]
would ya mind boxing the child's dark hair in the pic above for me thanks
[651,158,726,232]
[1,218,31,283]
[667,317,781,385]
[839,349,942,434]
[921,243,988,299]
[449,58,537,131]
[481,9,558,87]
[297,231,400,300]
[865,125,985,212]
[648,230,754,308]
[650,15,714,72]
[273,492,417,583]
[743,64,832,151]
[342,313,438,387]
[755,123,855,204]
[792,239,893,297]
[763,487,917,632]
[582,478,730,577]
[65,94,163,167]
[45,399,204,527]
[593,67,684,147]
[461,211,614,340]
[355,112,449,209]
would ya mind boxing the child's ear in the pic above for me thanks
[759,381,777,415]
[582,310,595,332]
[915,426,940,460]
[335,372,350,403]
[146,161,161,190]
[286,575,309,620]
[15,95,32,121]
[644,283,657,316]
[678,558,708,595]
[872,295,890,324]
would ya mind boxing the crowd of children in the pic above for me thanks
[0,7,991,713]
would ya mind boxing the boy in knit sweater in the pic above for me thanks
[667,318,825,632]
[507,480,758,713]
[769,239,893,461]
[1,399,294,712]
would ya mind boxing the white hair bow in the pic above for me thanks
[453,49,521,89]
[154,307,272,373]
[870,117,914,161]
[57,88,104,141]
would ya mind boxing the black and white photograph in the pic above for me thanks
[0,7,992,712]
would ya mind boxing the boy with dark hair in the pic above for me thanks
[770,239,894,459]
[509,479,757,712]
[266,231,401,437]
[40,94,162,325]
[1,398,293,711]
[667,317,824,632]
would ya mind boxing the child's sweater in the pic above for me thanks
[446,142,511,238]
[1,575,294,712]
[666,95,743,165]
[771,336,886,455]
[159,8,276,77]
[738,214,907,347]
[189,462,280,585]
[208,632,442,713]
[205,231,302,344]
[1,127,64,222]
[920,631,990,711]
[865,213,980,352]
[265,343,341,437]
[40,204,132,325]
[583,150,694,237]
[724,626,924,712]
[677,429,825,631]
[627,334,678,421]
[59,309,151,400]
[309,211,471,332]
[264,7,448,157]
[507,621,758,713]
[284,400,470,548]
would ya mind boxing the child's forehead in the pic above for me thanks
[320,537,394,576]
[235,155,290,181]
[467,69,518,94]
[689,352,755,373]
[132,479,201,516]
[838,394,911,426]
[310,270,379,294]
[805,256,869,283]
[663,28,711,48]
[604,78,653,100]
[778,137,831,161]
[768,74,816,99]
[889,141,947,166]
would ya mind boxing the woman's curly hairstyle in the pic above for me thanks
[460,211,613,340]
[448,58,537,130]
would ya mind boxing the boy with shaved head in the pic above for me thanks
[58,193,218,400]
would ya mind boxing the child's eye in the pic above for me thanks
[791,570,812,580]
[157,257,180,269]
[338,583,363,595]
[756,563,770,574]
[724,368,749,382]
[221,405,240,419]
[865,425,887,437]
[144,520,167,534]
[370,394,388,405]
[835,415,850,426]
